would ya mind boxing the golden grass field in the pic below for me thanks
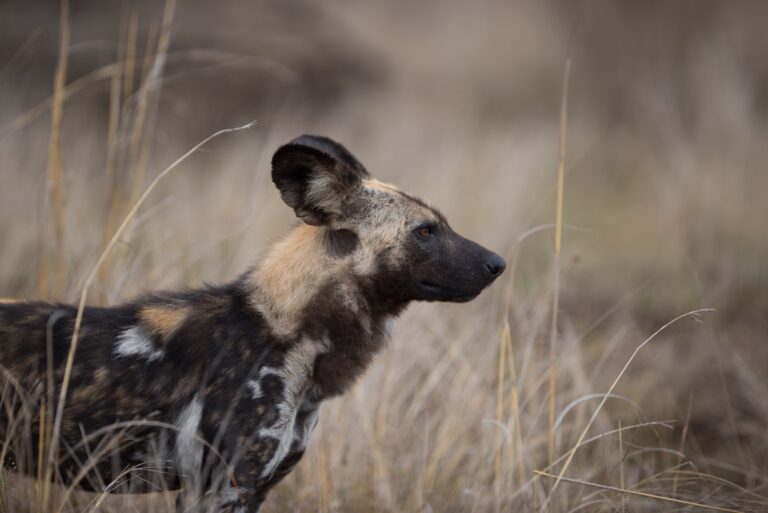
[1,0,768,511]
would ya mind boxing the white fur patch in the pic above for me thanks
[259,367,284,379]
[259,403,299,479]
[218,486,239,502]
[114,326,164,361]
[294,401,320,451]
[217,485,244,508]
[175,396,203,473]
[257,338,326,479]
[248,366,285,400]
[383,316,396,337]
[247,379,262,399]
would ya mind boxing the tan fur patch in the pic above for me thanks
[139,305,190,341]
[0,298,18,304]
[71,383,102,404]
[250,225,360,338]
[93,367,110,384]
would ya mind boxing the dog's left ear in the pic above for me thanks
[272,135,370,226]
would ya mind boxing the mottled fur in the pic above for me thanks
[0,135,505,512]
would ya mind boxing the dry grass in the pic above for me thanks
[2,0,768,512]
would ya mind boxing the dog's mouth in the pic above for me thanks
[417,281,481,303]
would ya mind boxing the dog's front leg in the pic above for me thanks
[212,448,274,513]
[175,484,263,513]
[175,470,264,513]
[217,490,265,513]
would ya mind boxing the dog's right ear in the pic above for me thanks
[272,135,370,226]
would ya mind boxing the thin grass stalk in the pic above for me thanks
[494,316,507,496]
[97,9,127,303]
[0,464,6,513]
[36,166,51,303]
[137,0,175,181]
[503,318,526,492]
[496,215,546,499]
[39,309,63,509]
[542,308,714,507]
[673,393,693,499]
[122,11,138,108]
[40,2,70,504]
[501,284,525,493]
[534,470,750,513]
[48,0,70,299]
[316,440,330,513]
[548,58,571,475]
[74,425,108,502]
[38,0,70,301]
[101,2,170,301]
[664,469,768,503]
[618,419,625,512]
[126,21,158,196]
[35,401,45,507]
[129,0,175,207]
[0,30,41,84]
[2,64,118,138]
[106,4,126,185]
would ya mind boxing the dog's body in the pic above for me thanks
[0,136,505,512]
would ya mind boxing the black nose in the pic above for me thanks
[485,253,506,278]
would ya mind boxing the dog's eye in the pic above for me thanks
[414,223,435,238]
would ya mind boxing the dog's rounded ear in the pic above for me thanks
[272,135,370,226]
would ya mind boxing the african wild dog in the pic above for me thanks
[0,135,505,511]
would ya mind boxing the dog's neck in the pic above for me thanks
[246,224,402,340]
[245,223,405,397]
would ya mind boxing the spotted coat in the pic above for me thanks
[0,135,505,512]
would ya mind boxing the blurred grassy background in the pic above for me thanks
[1,0,767,511]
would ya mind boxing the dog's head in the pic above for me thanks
[272,135,505,304]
